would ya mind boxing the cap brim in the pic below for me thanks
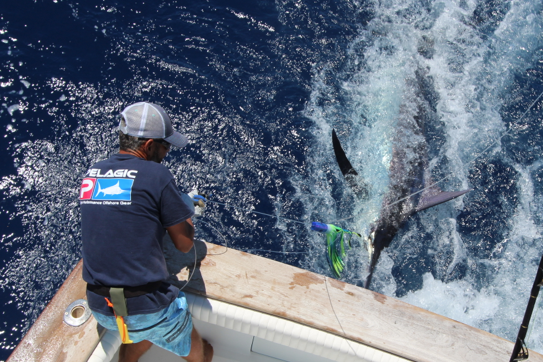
[164,131,189,148]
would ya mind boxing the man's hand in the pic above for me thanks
[188,189,207,217]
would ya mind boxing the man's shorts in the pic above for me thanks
[92,291,193,357]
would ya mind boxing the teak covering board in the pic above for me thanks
[9,240,543,362]
[167,241,543,362]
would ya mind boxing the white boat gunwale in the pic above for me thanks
[8,239,543,362]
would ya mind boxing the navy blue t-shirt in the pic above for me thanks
[80,153,194,316]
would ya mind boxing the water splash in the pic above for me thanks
[299,0,543,352]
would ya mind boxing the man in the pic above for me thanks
[80,102,213,362]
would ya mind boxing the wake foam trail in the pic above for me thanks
[298,0,543,352]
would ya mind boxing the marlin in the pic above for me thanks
[333,69,470,289]
[96,181,129,197]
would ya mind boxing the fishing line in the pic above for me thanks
[333,88,543,224]
[242,249,309,254]
[176,219,228,291]
[194,188,360,278]
[178,215,308,292]
[324,276,360,358]
[178,242,198,291]
[196,219,229,256]
[196,216,309,256]
[207,200,307,225]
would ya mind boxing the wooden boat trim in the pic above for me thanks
[165,240,543,362]
[7,260,104,362]
[8,239,543,362]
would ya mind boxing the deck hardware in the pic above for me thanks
[63,299,92,327]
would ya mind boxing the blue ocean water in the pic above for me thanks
[0,0,542,360]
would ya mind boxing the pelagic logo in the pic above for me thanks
[81,168,138,202]
[80,178,134,201]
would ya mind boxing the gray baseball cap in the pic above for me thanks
[119,102,189,148]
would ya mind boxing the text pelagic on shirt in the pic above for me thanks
[86,168,138,178]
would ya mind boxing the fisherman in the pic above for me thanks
[79,102,213,362]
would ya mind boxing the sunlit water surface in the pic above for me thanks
[1,0,542,360]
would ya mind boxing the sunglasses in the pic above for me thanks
[154,139,171,151]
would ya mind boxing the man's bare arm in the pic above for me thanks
[166,218,195,253]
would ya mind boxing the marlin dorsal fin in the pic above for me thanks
[332,129,370,198]
[332,129,358,177]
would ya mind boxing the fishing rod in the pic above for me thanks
[509,253,543,362]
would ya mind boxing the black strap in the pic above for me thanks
[87,281,162,298]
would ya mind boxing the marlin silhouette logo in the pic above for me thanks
[97,181,128,196]
[93,179,134,201]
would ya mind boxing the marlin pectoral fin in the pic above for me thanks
[416,189,471,212]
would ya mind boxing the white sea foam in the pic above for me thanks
[7,104,20,116]
[301,0,543,352]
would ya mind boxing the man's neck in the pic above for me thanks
[119,149,148,160]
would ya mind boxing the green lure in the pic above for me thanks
[311,222,361,278]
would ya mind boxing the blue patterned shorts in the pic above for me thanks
[92,291,193,357]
